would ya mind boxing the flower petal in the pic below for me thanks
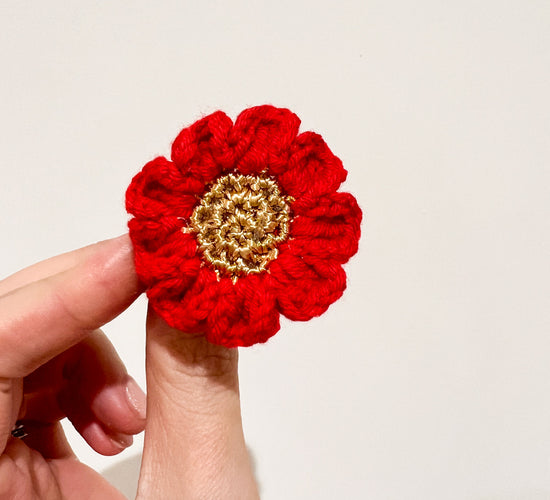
[171,110,235,183]
[276,132,347,200]
[288,192,362,263]
[149,268,219,334]
[128,217,183,254]
[230,105,301,175]
[132,231,200,290]
[205,273,280,347]
[270,249,347,321]
[126,156,203,220]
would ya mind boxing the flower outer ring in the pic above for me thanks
[125,105,363,347]
[187,172,292,279]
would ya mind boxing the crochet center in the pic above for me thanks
[189,173,291,277]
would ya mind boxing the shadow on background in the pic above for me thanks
[101,453,142,500]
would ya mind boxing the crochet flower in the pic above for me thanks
[126,105,362,347]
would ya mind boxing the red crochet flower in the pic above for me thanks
[126,105,362,347]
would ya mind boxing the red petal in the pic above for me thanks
[126,156,203,221]
[270,249,347,321]
[276,132,347,200]
[132,231,200,289]
[205,273,280,347]
[149,268,220,334]
[171,111,235,183]
[288,192,362,263]
[128,217,184,254]
[230,105,301,175]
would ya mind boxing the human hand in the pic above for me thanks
[0,235,144,499]
[0,235,259,499]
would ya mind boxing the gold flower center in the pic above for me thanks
[188,173,291,278]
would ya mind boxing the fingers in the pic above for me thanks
[66,331,146,435]
[61,331,146,456]
[0,235,142,379]
[0,236,128,297]
[0,378,23,455]
[0,436,66,498]
[22,330,146,456]
[12,421,74,460]
[137,308,259,499]
[2,434,127,500]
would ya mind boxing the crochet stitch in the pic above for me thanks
[126,105,362,347]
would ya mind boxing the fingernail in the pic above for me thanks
[126,376,147,420]
[111,432,134,449]
[95,234,132,254]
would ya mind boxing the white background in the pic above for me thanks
[1,1,549,499]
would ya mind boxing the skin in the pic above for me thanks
[0,235,259,500]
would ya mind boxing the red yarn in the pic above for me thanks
[126,105,362,347]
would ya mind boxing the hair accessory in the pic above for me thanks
[126,105,362,347]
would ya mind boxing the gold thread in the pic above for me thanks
[188,173,291,278]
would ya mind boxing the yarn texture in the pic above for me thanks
[126,105,362,347]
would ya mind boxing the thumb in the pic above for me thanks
[137,307,259,500]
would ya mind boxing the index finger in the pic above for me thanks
[0,235,142,378]
[0,237,125,297]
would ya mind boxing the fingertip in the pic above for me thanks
[125,376,147,422]
[146,306,238,380]
[90,379,146,436]
[0,234,133,298]
[93,233,131,249]
[80,421,134,456]
[109,431,134,452]
[88,234,139,291]
[53,233,143,333]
